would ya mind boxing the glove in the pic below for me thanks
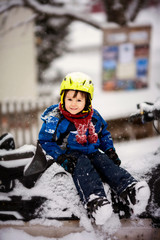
[105,148,121,166]
[57,154,77,174]
[142,112,154,123]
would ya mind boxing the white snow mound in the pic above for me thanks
[92,202,113,225]
[133,181,151,215]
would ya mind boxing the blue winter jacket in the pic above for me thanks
[38,104,114,160]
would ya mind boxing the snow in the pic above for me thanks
[91,200,113,225]
[0,228,104,240]
[0,5,160,240]
[0,145,35,156]
[117,136,160,178]
[0,135,160,239]
[132,181,150,215]
[0,145,35,168]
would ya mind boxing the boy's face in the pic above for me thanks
[64,90,86,114]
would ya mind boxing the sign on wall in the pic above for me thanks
[102,25,151,91]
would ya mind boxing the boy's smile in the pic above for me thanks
[65,90,86,115]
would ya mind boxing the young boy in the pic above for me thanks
[38,72,150,225]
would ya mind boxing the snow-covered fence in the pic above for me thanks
[0,98,57,147]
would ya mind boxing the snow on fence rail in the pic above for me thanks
[0,98,57,147]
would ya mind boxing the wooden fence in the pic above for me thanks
[0,98,57,147]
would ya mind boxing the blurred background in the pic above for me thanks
[0,0,160,147]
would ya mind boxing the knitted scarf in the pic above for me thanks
[59,103,98,145]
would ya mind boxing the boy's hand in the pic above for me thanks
[105,148,121,166]
[57,154,77,174]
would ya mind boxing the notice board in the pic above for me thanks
[102,25,151,91]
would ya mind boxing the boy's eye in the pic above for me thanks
[77,99,81,102]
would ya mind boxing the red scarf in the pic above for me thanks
[59,103,98,145]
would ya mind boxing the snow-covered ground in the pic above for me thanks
[0,135,160,240]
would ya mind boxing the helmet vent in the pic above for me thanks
[82,80,86,85]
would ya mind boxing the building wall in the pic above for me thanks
[0,7,37,100]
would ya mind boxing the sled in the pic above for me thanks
[0,126,160,238]
[0,161,160,239]
[0,173,160,239]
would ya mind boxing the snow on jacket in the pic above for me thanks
[38,104,114,160]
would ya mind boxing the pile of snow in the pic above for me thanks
[1,227,115,240]
[0,136,160,240]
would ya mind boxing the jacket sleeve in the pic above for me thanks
[97,112,115,152]
[38,119,65,160]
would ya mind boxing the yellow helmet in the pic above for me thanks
[60,72,94,100]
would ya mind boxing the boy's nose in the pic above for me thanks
[71,101,76,106]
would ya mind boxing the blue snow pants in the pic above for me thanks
[72,150,136,205]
